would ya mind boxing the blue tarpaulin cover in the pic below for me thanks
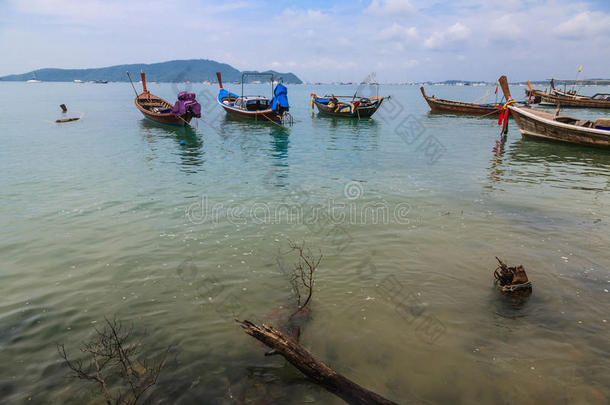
[219,89,238,99]
[271,84,289,112]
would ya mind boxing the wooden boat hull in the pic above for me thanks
[524,89,543,104]
[420,87,500,116]
[312,98,383,118]
[219,103,281,122]
[217,93,281,123]
[135,93,194,126]
[509,106,610,148]
[537,92,610,108]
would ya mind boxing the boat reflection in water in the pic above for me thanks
[314,114,380,153]
[264,127,291,189]
[216,115,292,188]
[487,137,610,192]
[486,136,507,187]
[139,119,205,173]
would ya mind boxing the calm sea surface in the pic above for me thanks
[1,82,609,404]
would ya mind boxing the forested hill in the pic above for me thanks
[0,59,303,84]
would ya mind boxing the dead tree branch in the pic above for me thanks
[58,317,168,405]
[236,320,400,405]
[287,240,322,312]
[237,242,399,404]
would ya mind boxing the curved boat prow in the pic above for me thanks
[216,72,223,89]
[498,75,512,100]
[131,71,201,126]
[140,71,148,94]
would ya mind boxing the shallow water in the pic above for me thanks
[1,82,609,404]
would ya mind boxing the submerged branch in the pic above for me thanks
[236,319,400,405]
[58,317,168,405]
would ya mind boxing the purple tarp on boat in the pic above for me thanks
[171,92,201,117]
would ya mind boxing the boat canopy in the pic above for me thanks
[592,94,610,101]
[219,89,238,99]
[271,83,289,112]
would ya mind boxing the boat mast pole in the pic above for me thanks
[140,71,148,94]
[126,71,139,97]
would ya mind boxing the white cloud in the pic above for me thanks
[2,0,609,82]
[365,0,415,16]
[554,11,610,39]
[487,14,523,40]
[424,22,470,49]
[279,8,331,24]
[378,23,418,41]
[447,22,470,39]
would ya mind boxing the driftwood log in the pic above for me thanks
[236,319,400,405]
[56,117,80,123]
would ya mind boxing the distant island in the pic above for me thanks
[0,59,303,84]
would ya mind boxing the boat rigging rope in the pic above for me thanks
[472,89,490,104]
[260,112,290,128]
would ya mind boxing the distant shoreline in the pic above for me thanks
[0,58,303,84]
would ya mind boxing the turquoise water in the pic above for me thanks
[1,82,609,404]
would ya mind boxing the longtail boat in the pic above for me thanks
[216,72,290,124]
[420,87,501,116]
[524,81,546,103]
[549,79,581,98]
[310,93,385,118]
[499,75,610,149]
[524,79,577,102]
[128,72,201,126]
[527,79,610,108]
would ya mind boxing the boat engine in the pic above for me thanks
[172,92,202,119]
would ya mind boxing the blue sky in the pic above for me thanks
[1,0,609,82]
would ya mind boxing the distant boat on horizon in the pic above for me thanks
[74,79,83,83]
[26,73,41,83]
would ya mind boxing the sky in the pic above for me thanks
[1,0,609,82]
